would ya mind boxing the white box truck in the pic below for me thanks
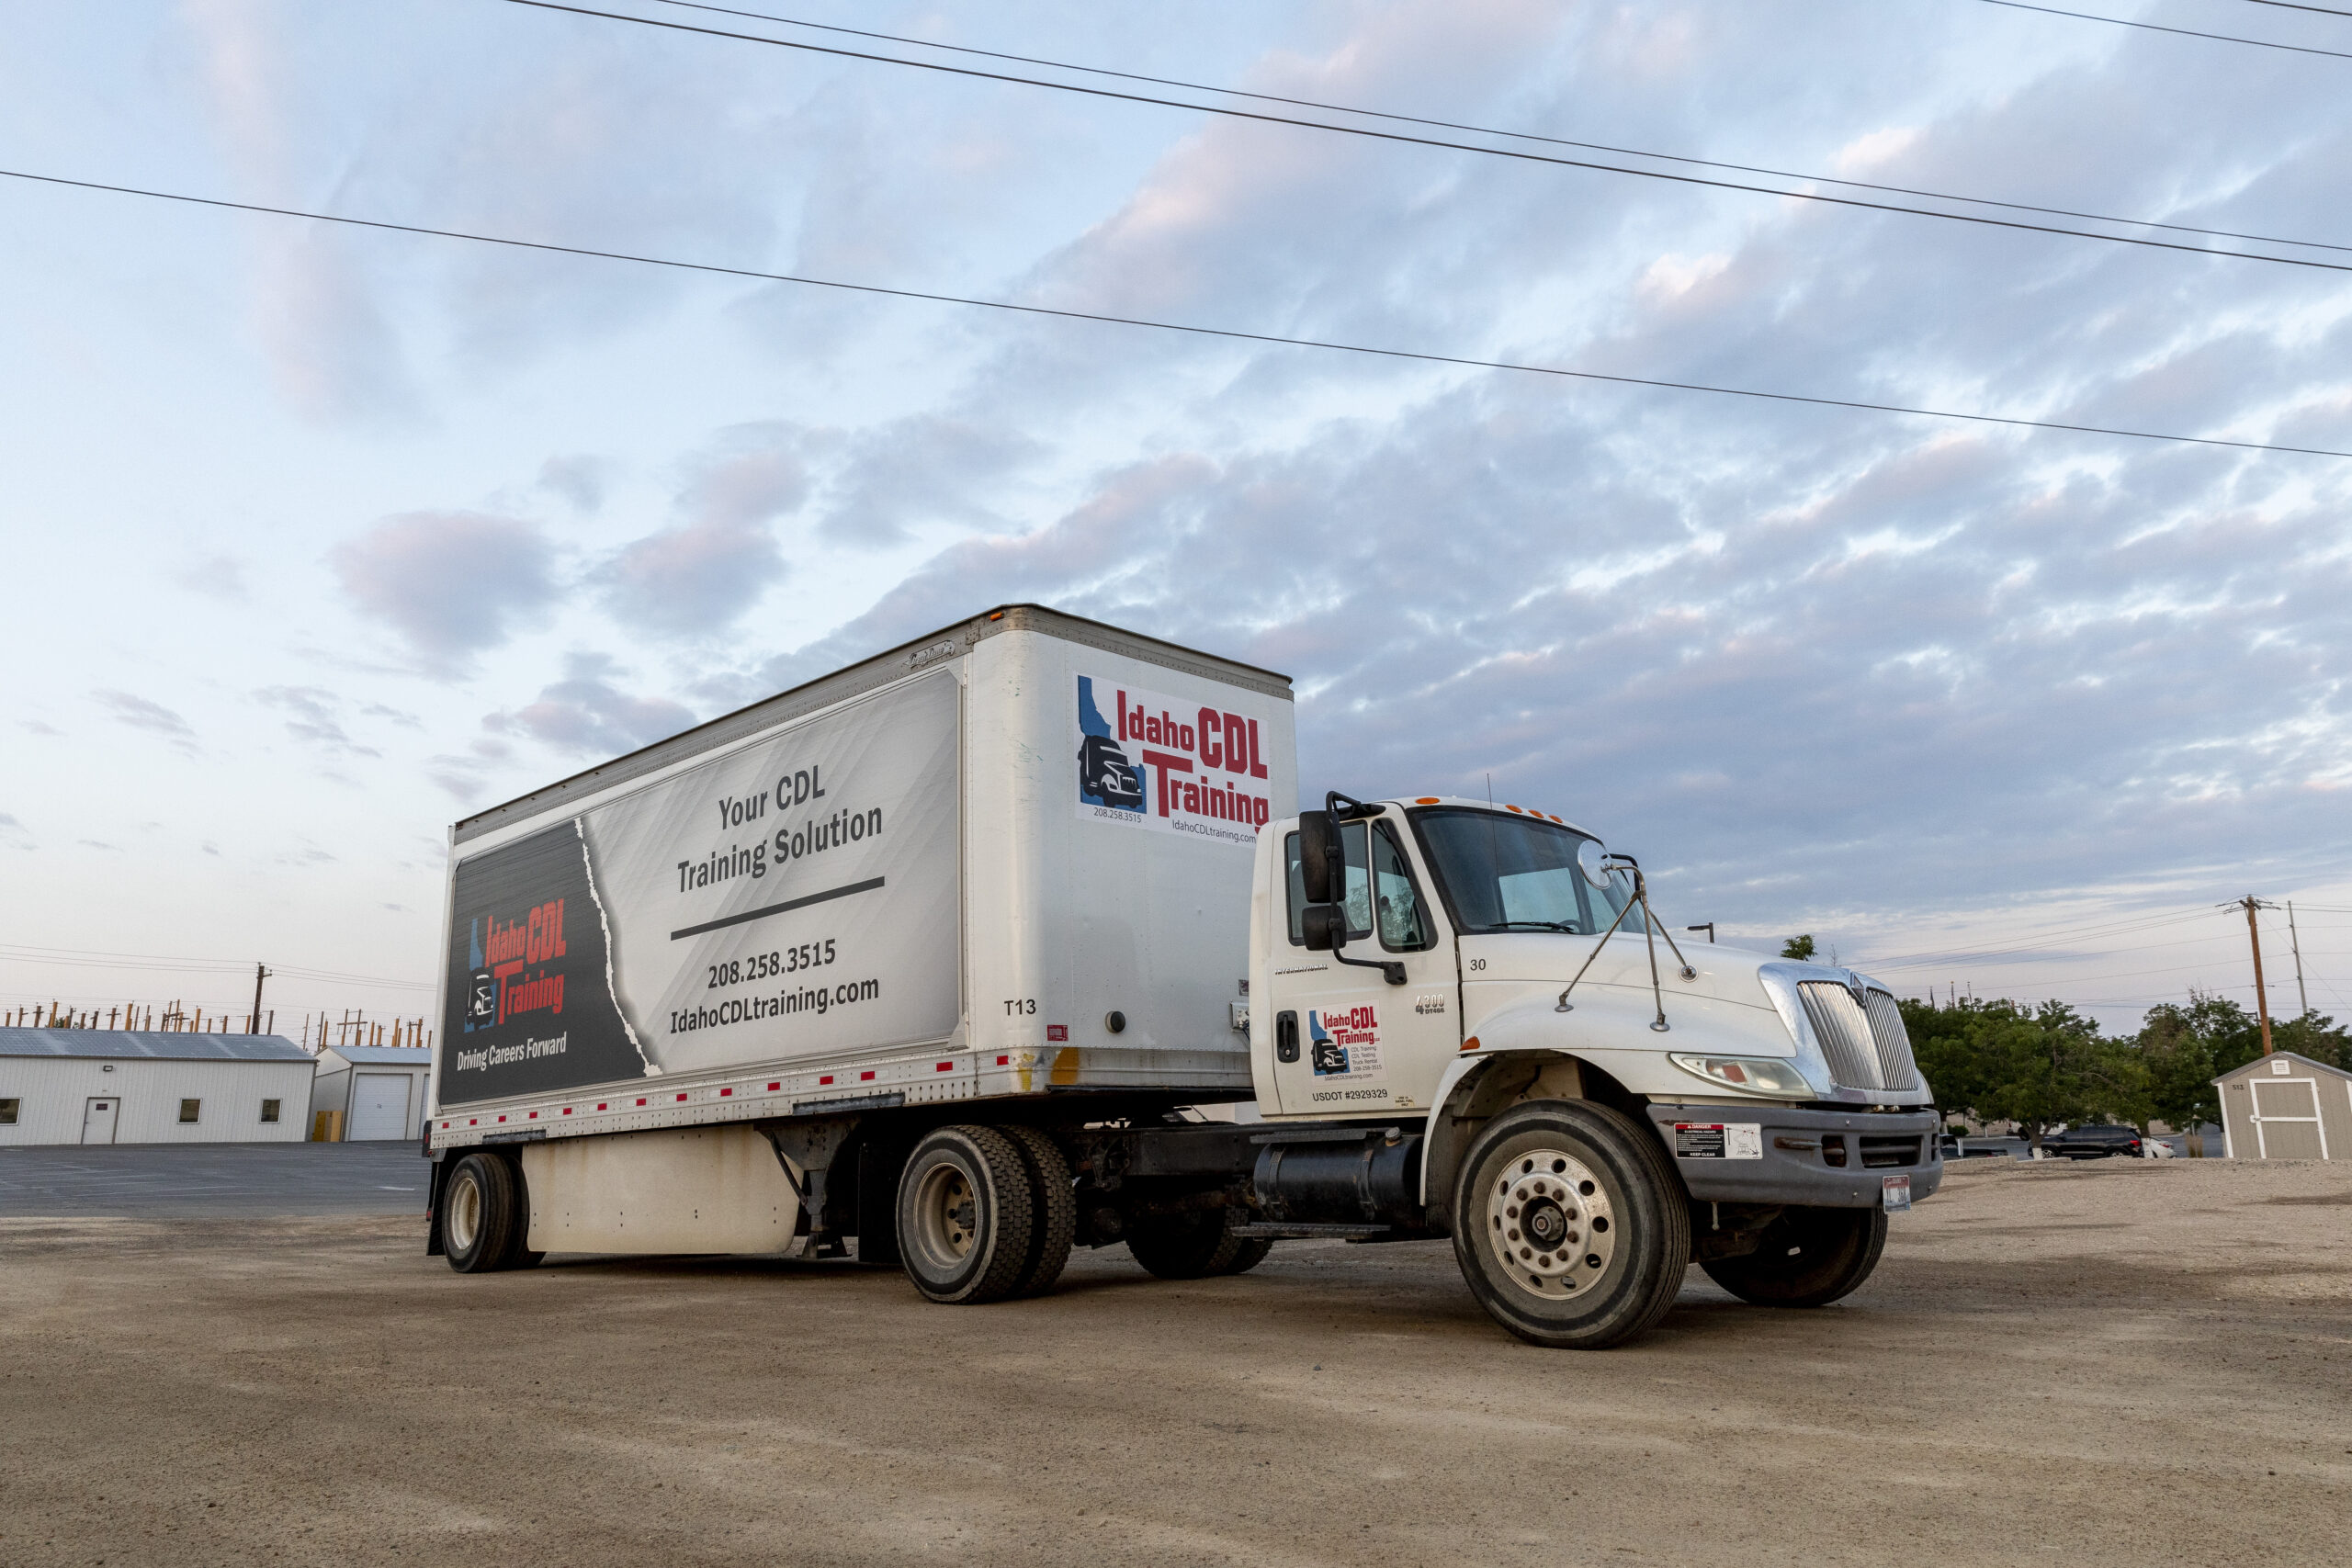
[425,605,1940,1348]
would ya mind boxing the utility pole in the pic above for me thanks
[250,964,271,1034]
[2287,902,2309,1019]
[2233,897,2275,1055]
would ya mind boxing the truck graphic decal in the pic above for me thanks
[1074,673,1274,847]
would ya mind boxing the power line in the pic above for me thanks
[2230,0,2352,19]
[503,0,2352,276]
[10,165,2351,459]
[0,940,429,990]
[1857,907,2218,967]
[633,0,2352,260]
[1972,0,2352,60]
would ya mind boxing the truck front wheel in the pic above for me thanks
[1699,1205,1884,1307]
[1451,1102,1690,1349]
[896,1126,1036,1304]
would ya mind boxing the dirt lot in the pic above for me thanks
[2,1157,2346,1567]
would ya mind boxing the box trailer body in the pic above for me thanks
[426,606,1941,1349]
[429,606,1293,1194]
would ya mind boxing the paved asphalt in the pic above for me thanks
[0,1142,430,1216]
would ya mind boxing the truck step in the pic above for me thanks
[1227,1222,1391,1239]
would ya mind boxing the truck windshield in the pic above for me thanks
[1410,807,1642,936]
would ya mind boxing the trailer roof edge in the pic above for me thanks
[449,604,1293,847]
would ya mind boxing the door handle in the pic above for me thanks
[1275,1010,1299,1063]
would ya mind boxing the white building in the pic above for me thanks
[310,1043,434,1141]
[0,1029,315,1145]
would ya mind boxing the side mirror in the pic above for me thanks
[1300,904,1343,952]
[1576,837,1613,891]
[1298,809,1342,905]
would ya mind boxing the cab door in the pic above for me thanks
[1263,816,1458,1116]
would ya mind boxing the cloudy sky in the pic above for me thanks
[4,0,2350,1036]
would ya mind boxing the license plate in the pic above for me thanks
[1882,1175,1912,1213]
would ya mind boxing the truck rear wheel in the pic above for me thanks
[1450,1102,1690,1349]
[1000,1125,1076,1298]
[1700,1205,1884,1307]
[896,1126,1035,1304]
[443,1152,522,1273]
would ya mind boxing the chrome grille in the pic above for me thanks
[1797,982,1922,1093]
[1798,983,1880,1089]
[1860,988,1922,1091]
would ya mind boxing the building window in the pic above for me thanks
[0,1098,18,1125]
[259,1099,281,1124]
[179,1099,202,1123]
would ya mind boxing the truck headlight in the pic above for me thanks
[1668,1054,1813,1098]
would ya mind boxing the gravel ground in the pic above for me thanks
[1,1156,2346,1566]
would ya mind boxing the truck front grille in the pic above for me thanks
[1798,982,1922,1094]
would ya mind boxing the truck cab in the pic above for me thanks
[1243,794,1942,1345]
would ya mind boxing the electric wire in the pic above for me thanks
[633,0,2352,260]
[2231,0,2352,19]
[1972,0,2352,60]
[503,0,2352,276]
[8,165,2350,459]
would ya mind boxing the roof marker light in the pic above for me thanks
[1415,796,1440,805]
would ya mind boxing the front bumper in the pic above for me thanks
[1644,1102,1944,1207]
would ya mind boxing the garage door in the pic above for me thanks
[2250,1078,2326,1160]
[348,1074,413,1141]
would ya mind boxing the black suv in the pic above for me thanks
[2039,1124,2144,1159]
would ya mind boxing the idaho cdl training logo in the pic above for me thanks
[1074,673,1272,846]
[465,897,569,1031]
[1308,1005,1382,1077]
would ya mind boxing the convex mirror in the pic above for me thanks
[1576,836,1613,891]
[1298,809,1342,905]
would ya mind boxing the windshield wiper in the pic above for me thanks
[1485,920,1582,932]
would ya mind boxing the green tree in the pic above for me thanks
[2272,1009,2350,1070]
[1781,934,1816,961]
[1895,997,2143,1145]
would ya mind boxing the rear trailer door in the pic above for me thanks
[434,670,963,1116]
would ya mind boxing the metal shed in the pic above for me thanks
[2214,1051,2351,1160]
[309,1043,433,1142]
[0,1030,315,1145]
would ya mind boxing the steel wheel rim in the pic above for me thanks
[910,1158,980,1274]
[447,1171,482,1254]
[1486,1147,1616,1301]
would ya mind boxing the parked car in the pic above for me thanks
[2038,1124,2144,1160]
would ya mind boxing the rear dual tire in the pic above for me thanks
[895,1124,1074,1304]
[442,1152,542,1273]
